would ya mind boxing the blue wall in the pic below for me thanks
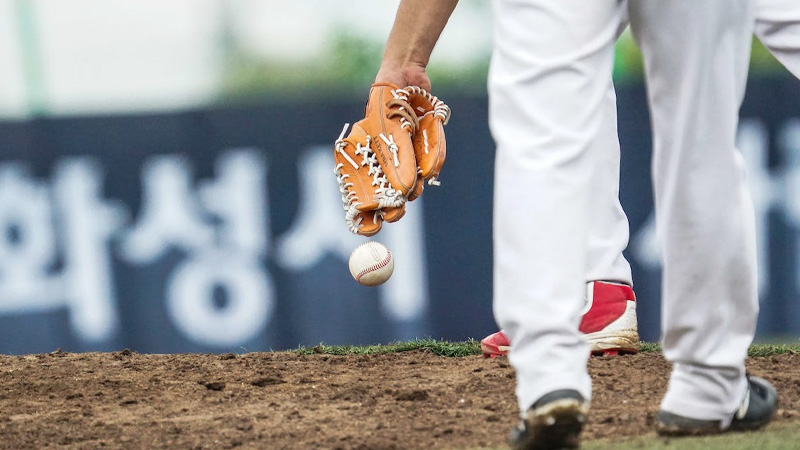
[0,78,797,354]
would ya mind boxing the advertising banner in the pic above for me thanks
[0,79,797,354]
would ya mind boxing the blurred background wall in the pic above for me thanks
[0,0,494,118]
[0,0,797,354]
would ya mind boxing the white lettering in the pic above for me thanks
[167,250,272,346]
[0,160,124,341]
[53,159,126,341]
[121,150,273,347]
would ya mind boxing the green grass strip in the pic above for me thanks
[638,342,662,353]
[747,343,800,357]
[294,340,800,358]
[477,423,799,450]
[294,338,482,357]
[583,423,799,450]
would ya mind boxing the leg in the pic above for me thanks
[489,0,625,414]
[482,13,639,360]
[628,0,759,423]
[755,0,800,79]
[586,81,634,286]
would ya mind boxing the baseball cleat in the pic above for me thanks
[480,330,511,358]
[510,390,589,450]
[481,281,639,358]
[656,375,777,436]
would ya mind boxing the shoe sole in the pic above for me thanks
[481,332,639,358]
[656,420,724,437]
[586,329,639,356]
[513,399,589,450]
[655,421,774,437]
[657,376,777,436]
[481,341,510,359]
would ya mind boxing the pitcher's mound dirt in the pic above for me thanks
[0,350,798,449]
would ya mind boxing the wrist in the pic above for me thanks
[374,66,407,88]
[375,62,431,91]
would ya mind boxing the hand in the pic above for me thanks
[375,63,432,92]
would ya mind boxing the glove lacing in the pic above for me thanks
[388,89,418,133]
[383,89,419,168]
[400,86,451,125]
[334,123,406,234]
[398,86,452,186]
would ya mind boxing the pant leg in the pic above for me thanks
[489,0,625,411]
[627,0,757,422]
[586,80,634,286]
[587,13,634,287]
[755,0,800,79]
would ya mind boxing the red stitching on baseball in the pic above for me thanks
[355,248,392,282]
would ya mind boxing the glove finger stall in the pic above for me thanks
[403,86,451,186]
[334,122,404,235]
[363,83,419,195]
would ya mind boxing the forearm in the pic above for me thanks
[376,0,459,88]
[382,0,459,68]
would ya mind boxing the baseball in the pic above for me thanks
[348,241,394,286]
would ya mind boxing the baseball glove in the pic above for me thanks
[334,83,451,235]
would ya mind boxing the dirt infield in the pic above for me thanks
[0,349,798,449]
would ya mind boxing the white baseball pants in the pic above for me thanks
[490,0,756,423]
[584,0,800,419]
[586,0,800,289]
[755,0,800,79]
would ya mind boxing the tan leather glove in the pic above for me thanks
[334,83,450,235]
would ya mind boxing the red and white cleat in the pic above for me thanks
[480,329,511,358]
[481,281,639,358]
